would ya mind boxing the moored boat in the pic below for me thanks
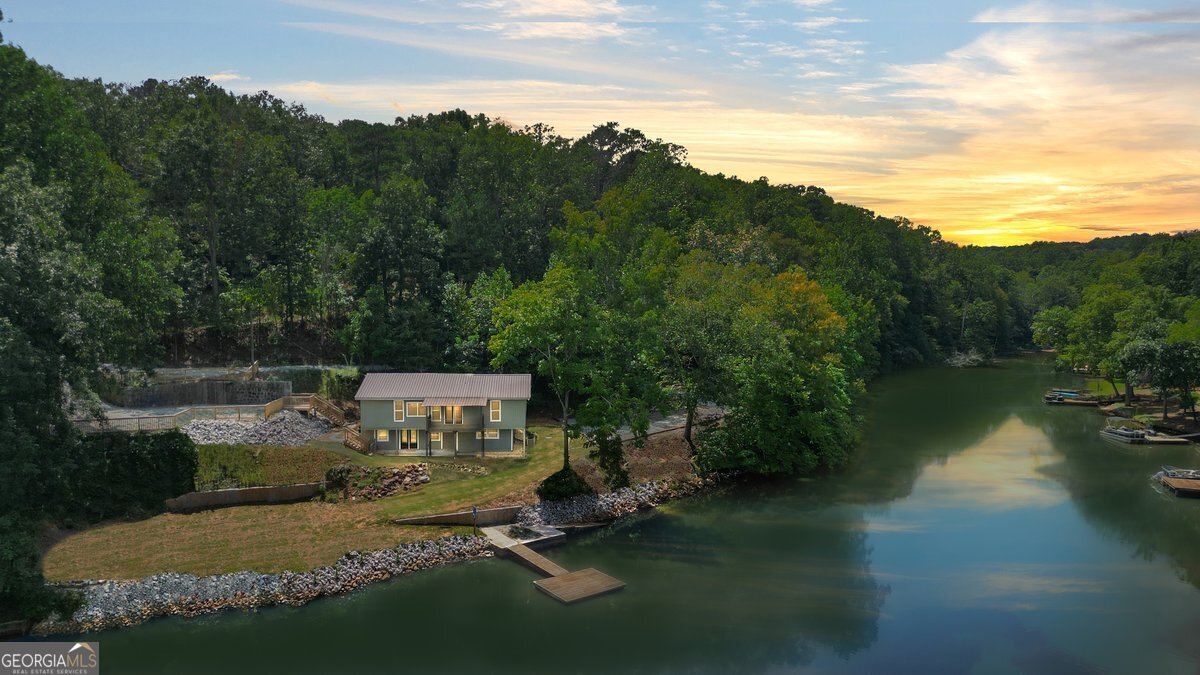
[1160,465,1200,480]
[1100,425,1146,443]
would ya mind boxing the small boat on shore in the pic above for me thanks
[1100,425,1146,443]
[1044,389,1101,405]
[1100,418,1192,445]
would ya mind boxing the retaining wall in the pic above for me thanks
[119,380,292,408]
[165,483,322,512]
[391,505,524,527]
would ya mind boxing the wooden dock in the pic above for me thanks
[507,544,571,577]
[1160,476,1200,496]
[535,569,626,603]
[485,529,625,604]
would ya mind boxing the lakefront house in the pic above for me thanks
[354,373,531,456]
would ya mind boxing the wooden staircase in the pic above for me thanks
[279,394,365,455]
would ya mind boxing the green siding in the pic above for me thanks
[360,400,427,430]
[483,399,527,429]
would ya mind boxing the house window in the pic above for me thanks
[406,401,424,418]
[476,429,500,440]
[445,406,463,425]
[393,400,404,422]
[430,432,442,450]
[431,406,442,422]
[399,429,418,450]
[490,400,502,422]
[375,429,389,442]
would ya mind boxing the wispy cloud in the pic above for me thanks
[461,21,632,40]
[975,2,1200,24]
[458,0,642,19]
[794,16,865,31]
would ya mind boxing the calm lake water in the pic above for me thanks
[73,357,1200,673]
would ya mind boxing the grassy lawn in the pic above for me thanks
[42,424,582,581]
[195,444,345,490]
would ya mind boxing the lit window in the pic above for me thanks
[445,406,463,424]
[430,432,442,449]
[431,406,442,422]
[399,429,418,450]
[477,429,499,440]
[375,429,389,442]
[406,401,424,418]
[490,399,502,422]
[393,400,404,421]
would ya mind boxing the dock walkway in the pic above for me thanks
[481,526,625,604]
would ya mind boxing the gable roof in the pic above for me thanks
[355,373,532,401]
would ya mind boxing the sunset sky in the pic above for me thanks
[5,0,1199,244]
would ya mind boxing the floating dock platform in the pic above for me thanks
[1160,476,1200,496]
[483,527,625,604]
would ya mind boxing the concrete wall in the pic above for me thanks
[391,505,523,527]
[120,380,291,407]
[165,483,321,512]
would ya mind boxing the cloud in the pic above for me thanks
[461,21,632,40]
[793,16,866,31]
[974,2,1200,24]
[207,70,249,82]
[457,0,641,19]
[287,22,708,89]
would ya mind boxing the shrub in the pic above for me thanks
[536,467,595,502]
[323,463,355,501]
[64,431,198,522]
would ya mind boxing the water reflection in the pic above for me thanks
[909,416,1063,511]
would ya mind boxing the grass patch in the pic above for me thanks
[195,445,345,491]
[43,424,584,580]
[41,502,471,579]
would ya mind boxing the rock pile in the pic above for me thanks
[518,477,707,526]
[182,410,331,446]
[442,462,489,476]
[37,536,491,635]
[345,464,431,500]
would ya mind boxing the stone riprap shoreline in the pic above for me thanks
[37,476,716,635]
[36,536,491,635]
[518,477,709,527]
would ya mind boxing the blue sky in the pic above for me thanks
[5,0,1200,243]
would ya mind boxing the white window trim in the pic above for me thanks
[430,432,442,449]
[375,429,389,442]
[393,400,404,422]
[406,401,424,418]
[431,406,442,422]
[490,400,502,422]
[477,429,500,440]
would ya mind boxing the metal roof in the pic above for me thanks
[423,397,487,406]
[355,373,532,401]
